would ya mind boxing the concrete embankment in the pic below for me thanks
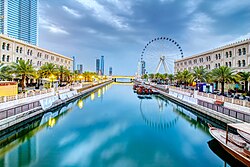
[0,81,112,133]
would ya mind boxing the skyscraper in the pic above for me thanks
[101,55,104,75]
[109,67,112,76]
[141,60,146,75]
[0,0,38,45]
[77,64,83,73]
[96,58,100,75]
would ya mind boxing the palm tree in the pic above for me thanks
[39,63,58,78]
[142,74,148,80]
[10,60,35,91]
[238,71,250,92]
[168,74,174,85]
[0,62,12,81]
[211,66,236,95]
[148,73,155,80]
[175,71,183,85]
[58,65,68,85]
[193,66,207,82]
[181,69,192,87]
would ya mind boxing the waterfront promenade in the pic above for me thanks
[0,80,112,132]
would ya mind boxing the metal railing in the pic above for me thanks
[198,100,250,123]
[0,101,41,120]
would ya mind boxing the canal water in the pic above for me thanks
[0,84,245,167]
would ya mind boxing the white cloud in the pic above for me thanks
[188,13,215,33]
[62,5,81,18]
[75,0,131,31]
[61,123,128,166]
[212,0,250,15]
[106,0,133,15]
[39,17,69,35]
[185,0,202,14]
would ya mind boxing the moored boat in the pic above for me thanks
[208,123,250,166]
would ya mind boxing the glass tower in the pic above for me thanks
[101,55,104,75]
[96,58,100,75]
[0,0,38,45]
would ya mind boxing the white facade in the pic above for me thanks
[174,39,250,73]
[0,34,73,71]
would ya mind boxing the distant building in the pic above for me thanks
[0,0,38,45]
[96,58,100,74]
[141,60,146,75]
[174,38,250,73]
[109,67,112,76]
[101,55,104,75]
[73,56,76,71]
[77,64,83,73]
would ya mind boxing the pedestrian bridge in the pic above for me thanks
[111,76,135,79]
[111,76,135,82]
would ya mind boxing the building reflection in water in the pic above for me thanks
[90,93,95,101]
[77,99,84,109]
[0,136,38,167]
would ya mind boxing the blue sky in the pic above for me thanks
[39,0,250,75]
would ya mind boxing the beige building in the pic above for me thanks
[174,38,250,73]
[0,34,73,71]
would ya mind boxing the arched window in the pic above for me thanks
[225,52,228,58]
[20,47,22,53]
[238,60,241,67]
[229,62,232,67]
[6,43,10,51]
[242,48,246,55]
[20,57,22,60]
[229,51,232,57]
[238,49,242,56]
[6,55,10,62]
[242,60,246,67]
[16,57,19,63]
[16,46,19,53]
[2,55,5,61]
[215,63,217,68]
[27,49,30,55]
[215,54,218,60]
[30,50,32,56]
[218,63,220,67]
[225,62,228,67]
[2,42,5,50]
[30,60,32,65]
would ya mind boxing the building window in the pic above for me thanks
[30,60,32,65]
[20,47,22,54]
[37,52,39,57]
[218,54,221,59]
[16,57,19,63]
[229,51,232,57]
[242,60,246,67]
[6,44,10,51]
[242,48,246,55]
[2,42,5,50]
[229,62,231,67]
[6,55,10,62]
[215,63,217,68]
[215,54,218,60]
[30,50,32,56]
[218,63,220,67]
[225,62,228,67]
[2,55,5,61]
[27,49,30,55]
[238,49,242,56]
[16,46,19,53]
[225,52,228,58]
[238,60,241,67]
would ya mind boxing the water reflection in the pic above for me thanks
[138,94,179,131]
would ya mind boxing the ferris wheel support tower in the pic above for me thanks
[155,56,169,74]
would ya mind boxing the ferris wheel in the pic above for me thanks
[140,37,184,74]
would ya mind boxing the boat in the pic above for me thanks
[238,129,250,143]
[208,123,250,166]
